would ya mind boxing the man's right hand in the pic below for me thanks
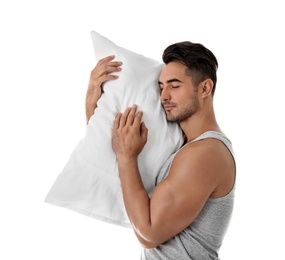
[85,55,122,123]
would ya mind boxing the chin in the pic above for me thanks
[166,116,178,123]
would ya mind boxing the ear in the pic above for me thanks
[200,79,214,98]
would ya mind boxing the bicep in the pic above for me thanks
[146,154,216,245]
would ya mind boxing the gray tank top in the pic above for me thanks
[141,131,235,260]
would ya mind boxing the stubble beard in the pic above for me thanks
[165,92,200,123]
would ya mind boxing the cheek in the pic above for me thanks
[176,90,191,103]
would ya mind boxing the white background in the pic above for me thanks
[1,0,284,259]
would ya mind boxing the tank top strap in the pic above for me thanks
[190,131,234,158]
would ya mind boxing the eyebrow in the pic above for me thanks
[158,78,183,85]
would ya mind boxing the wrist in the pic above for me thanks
[85,104,97,124]
[117,154,140,180]
[116,153,138,166]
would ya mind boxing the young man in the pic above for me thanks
[86,42,235,259]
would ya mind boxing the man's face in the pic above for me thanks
[158,62,200,123]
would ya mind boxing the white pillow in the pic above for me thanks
[45,31,183,228]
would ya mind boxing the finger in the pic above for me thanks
[107,61,123,67]
[113,112,122,130]
[96,56,121,74]
[93,58,122,79]
[119,107,132,127]
[104,64,122,74]
[126,105,138,126]
[98,55,116,64]
[105,60,122,72]
[101,73,119,82]
[133,110,143,128]
[92,69,119,89]
[140,122,148,140]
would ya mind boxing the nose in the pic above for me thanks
[160,88,170,102]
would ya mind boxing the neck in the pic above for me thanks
[179,106,221,143]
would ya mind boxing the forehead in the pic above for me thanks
[159,62,188,82]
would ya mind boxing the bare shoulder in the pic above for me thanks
[169,138,235,198]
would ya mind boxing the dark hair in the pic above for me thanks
[162,41,218,96]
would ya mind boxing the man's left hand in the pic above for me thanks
[112,105,148,160]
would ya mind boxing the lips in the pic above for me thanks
[163,105,175,111]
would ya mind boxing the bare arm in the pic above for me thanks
[112,106,235,248]
[85,55,122,124]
